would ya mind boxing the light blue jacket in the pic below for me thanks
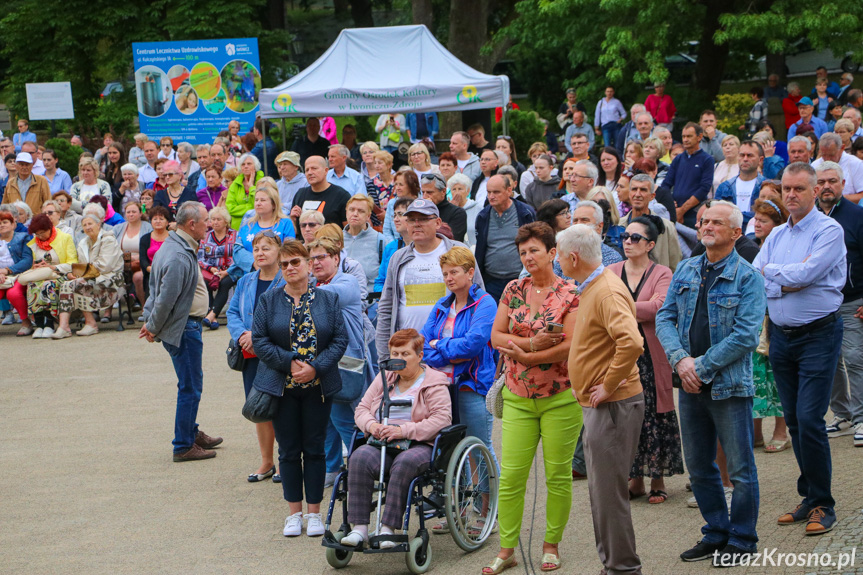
[655,249,765,400]
[227,269,286,341]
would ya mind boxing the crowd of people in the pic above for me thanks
[1,68,861,572]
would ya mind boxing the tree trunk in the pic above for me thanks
[351,0,374,27]
[447,0,489,71]
[692,0,730,104]
[765,53,787,86]
[412,0,434,29]
[261,0,285,30]
[333,0,350,19]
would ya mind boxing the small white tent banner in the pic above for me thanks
[259,25,509,118]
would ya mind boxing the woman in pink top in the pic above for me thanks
[644,82,676,130]
[319,117,339,145]
[139,206,170,303]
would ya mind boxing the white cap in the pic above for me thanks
[15,152,33,164]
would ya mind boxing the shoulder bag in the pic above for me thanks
[334,354,366,403]
[485,356,506,419]
[242,386,279,423]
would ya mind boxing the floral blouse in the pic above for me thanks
[285,288,321,389]
[500,276,579,399]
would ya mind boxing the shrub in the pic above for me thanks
[44,138,85,175]
[714,93,752,136]
[491,109,545,161]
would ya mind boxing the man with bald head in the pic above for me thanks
[474,174,536,301]
[290,156,351,227]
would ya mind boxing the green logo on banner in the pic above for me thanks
[272,93,297,113]
[457,85,482,104]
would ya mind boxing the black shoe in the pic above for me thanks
[712,544,752,568]
[681,540,727,562]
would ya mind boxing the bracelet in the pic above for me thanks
[530,337,535,352]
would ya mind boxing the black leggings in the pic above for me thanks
[207,275,236,316]
[34,311,55,329]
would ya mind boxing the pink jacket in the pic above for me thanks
[354,366,452,443]
[608,261,675,413]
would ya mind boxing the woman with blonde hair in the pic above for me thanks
[232,180,295,278]
[359,141,381,182]
[408,142,441,180]
[70,158,111,211]
[519,142,551,192]
[713,135,741,190]
[225,154,264,230]
[624,141,644,170]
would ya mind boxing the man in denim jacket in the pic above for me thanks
[656,200,765,567]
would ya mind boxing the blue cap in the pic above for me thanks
[797,97,814,107]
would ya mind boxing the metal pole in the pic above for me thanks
[261,118,269,178]
[281,118,287,152]
[501,107,508,137]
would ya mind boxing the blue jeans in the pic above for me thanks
[769,318,843,511]
[162,318,204,454]
[459,388,498,493]
[326,401,358,473]
[600,122,621,148]
[571,429,586,474]
[679,391,759,551]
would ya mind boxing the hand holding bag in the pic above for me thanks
[16,267,59,285]
[242,387,279,423]
[226,339,246,371]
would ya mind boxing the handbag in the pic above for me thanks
[367,432,412,454]
[334,354,366,403]
[756,316,770,356]
[16,267,59,285]
[0,275,16,289]
[71,263,101,279]
[485,357,506,419]
[242,386,280,423]
[201,268,222,291]
[226,338,246,371]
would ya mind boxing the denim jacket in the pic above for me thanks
[655,249,766,400]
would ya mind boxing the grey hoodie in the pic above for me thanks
[460,153,481,182]
[143,231,199,347]
[523,175,562,210]
[343,224,385,292]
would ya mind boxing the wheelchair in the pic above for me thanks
[321,359,499,574]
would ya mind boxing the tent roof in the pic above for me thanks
[259,25,509,118]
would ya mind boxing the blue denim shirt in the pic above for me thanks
[655,248,766,400]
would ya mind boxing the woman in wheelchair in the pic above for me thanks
[342,329,452,549]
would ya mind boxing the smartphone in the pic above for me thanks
[546,322,564,334]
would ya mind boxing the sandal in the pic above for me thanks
[629,489,646,500]
[648,490,668,504]
[482,554,517,575]
[431,521,450,534]
[467,517,498,536]
[540,552,561,572]
[753,438,765,448]
[764,439,791,453]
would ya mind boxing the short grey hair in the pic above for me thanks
[630,103,646,115]
[653,126,671,137]
[175,201,206,227]
[494,150,508,166]
[299,209,326,225]
[420,173,446,192]
[447,173,472,190]
[556,223,602,266]
[575,159,598,183]
[788,82,800,92]
[843,73,855,83]
[819,132,843,150]
[630,173,655,194]
[196,144,211,154]
[784,161,818,189]
[239,153,261,172]
[13,201,32,218]
[0,203,19,217]
[815,160,845,182]
[635,111,654,125]
[81,212,103,227]
[497,165,518,182]
[708,200,743,229]
[42,199,60,211]
[120,163,138,176]
[789,135,812,151]
[178,142,194,156]
[82,203,105,222]
[329,144,350,157]
[133,133,148,143]
[845,107,862,121]
[573,200,604,228]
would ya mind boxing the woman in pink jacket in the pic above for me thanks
[341,329,452,548]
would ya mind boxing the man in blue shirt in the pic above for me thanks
[326,144,365,197]
[809,66,841,100]
[752,162,846,537]
[659,122,715,228]
[787,97,829,139]
[12,120,37,153]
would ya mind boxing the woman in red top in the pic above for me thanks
[644,82,676,130]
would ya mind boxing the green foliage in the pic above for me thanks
[491,109,544,159]
[713,94,752,136]
[89,87,139,141]
[44,138,84,175]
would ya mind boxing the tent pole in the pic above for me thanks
[281,118,287,151]
[262,118,269,178]
[502,108,509,137]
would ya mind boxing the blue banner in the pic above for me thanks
[132,38,261,145]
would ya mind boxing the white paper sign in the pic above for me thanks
[25,82,74,120]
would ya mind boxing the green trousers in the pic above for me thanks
[498,385,583,548]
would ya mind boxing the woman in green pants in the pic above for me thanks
[486,221,582,574]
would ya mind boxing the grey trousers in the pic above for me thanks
[583,393,645,575]
[831,299,863,424]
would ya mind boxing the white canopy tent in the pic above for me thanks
[259,24,510,120]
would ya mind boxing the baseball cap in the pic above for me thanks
[15,152,33,164]
[404,198,439,218]
[797,97,814,107]
[275,151,301,168]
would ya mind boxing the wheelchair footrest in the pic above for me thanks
[365,534,410,553]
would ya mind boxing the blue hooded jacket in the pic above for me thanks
[421,284,497,395]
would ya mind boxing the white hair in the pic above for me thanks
[815,160,845,182]
[82,203,105,222]
[819,132,843,150]
[175,201,206,227]
[556,224,602,266]
[239,153,261,172]
[635,111,654,125]
[447,173,472,190]
[708,200,743,229]
[177,142,194,155]
[575,159,598,183]
[13,201,32,218]
[573,200,604,228]
[329,144,350,157]
[120,163,139,176]
[789,135,812,151]
[494,150,509,166]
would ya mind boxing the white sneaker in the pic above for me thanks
[826,417,854,437]
[341,529,367,547]
[686,486,733,509]
[283,512,303,537]
[305,513,324,537]
[687,494,699,508]
[853,422,863,447]
[31,327,44,339]
[41,327,55,339]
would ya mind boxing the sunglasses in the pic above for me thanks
[280,258,305,269]
[300,222,319,229]
[164,172,180,177]
[255,229,279,240]
[621,232,648,243]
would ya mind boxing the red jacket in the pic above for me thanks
[644,94,676,124]
[782,95,802,128]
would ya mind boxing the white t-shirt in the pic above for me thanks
[457,158,469,171]
[475,177,489,207]
[397,242,448,332]
[387,373,425,424]
[734,178,757,212]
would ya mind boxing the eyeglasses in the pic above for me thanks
[393,211,407,218]
[300,222,320,229]
[280,258,306,269]
[309,254,331,262]
[409,152,425,157]
[557,208,570,217]
[164,172,180,177]
[621,232,648,243]
[572,173,593,179]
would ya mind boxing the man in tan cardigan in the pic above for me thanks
[559,224,645,575]
[3,152,51,217]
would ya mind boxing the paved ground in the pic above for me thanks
[1,323,861,575]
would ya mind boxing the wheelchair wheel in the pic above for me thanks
[325,531,353,569]
[405,536,432,574]
[444,436,499,552]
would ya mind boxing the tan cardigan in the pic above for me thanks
[568,268,643,407]
[3,174,51,217]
